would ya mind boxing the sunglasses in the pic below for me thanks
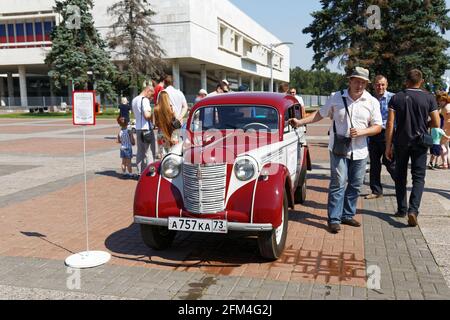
[290,92,296,94]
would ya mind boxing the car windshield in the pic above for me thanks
[190,106,279,132]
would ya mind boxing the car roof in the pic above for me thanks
[192,92,299,114]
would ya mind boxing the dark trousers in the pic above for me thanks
[394,144,428,215]
[369,130,396,195]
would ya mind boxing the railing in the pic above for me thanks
[0,96,73,110]
[0,94,331,111]
[301,95,330,108]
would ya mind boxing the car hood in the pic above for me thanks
[181,130,279,165]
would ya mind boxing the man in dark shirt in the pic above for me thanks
[386,69,440,227]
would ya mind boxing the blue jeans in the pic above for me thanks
[328,152,368,224]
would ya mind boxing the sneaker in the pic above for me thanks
[428,164,435,170]
[328,223,341,234]
[365,193,383,200]
[341,219,361,227]
[408,213,418,227]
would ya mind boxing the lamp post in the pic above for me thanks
[268,42,293,92]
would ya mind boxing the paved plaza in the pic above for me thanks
[0,118,449,300]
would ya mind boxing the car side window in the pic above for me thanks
[294,104,302,119]
[284,107,296,134]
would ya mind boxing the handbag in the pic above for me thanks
[140,97,155,143]
[332,91,353,157]
[416,132,433,148]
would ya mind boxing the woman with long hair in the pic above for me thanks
[154,91,179,156]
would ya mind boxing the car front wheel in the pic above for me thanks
[140,224,176,250]
[257,190,288,260]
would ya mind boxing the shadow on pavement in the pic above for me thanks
[359,209,409,229]
[95,170,139,181]
[20,231,75,254]
[104,223,268,269]
[289,209,329,232]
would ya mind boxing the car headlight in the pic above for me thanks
[234,159,256,181]
[162,157,182,179]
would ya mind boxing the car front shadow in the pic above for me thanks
[104,223,269,269]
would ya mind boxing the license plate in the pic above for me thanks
[168,217,228,234]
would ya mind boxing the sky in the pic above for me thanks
[230,0,450,75]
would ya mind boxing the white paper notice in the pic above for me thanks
[73,92,95,125]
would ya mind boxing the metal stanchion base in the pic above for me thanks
[65,251,111,269]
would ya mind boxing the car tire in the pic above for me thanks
[257,190,288,260]
[140,224,176,250]
[294,177,307,204]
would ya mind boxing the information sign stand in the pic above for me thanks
[65,91,111,269]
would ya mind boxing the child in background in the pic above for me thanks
[117,116,135,177]
[429,127,449,170]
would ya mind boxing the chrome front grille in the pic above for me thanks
[183,163,227,214]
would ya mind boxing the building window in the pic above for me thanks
[0,25,6,44]
[16,23,25,42]
[220,25,226,47]
[0,18,55,48]
[7,24,15,43]
[26,22,34,42]
[35,21,43,41]
[44,20,52,41]
[234,34,240,53]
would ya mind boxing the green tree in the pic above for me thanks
[303,0,450,91]
[45,0,117,101]
[107,0,166,95]
[290,67,346,96]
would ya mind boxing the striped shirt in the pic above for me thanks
[119,129,132,151]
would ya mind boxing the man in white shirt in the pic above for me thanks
[290,67,382,234]
[162,76,189,124]
[289,88,305,107]
[132,86,156,176]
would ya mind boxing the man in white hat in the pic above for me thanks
[220,79,230,93]
[195,89,208,103]
[289,67,383,234]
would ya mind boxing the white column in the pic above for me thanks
[260,78,265,92]
[238,74,242,86]
[7,72,14,98]
[200,64,207,90]
[275,81,279,93]
[250,77,255,92]
[18,66,28,107]
[172,60,180,90]
[221,70,227,81]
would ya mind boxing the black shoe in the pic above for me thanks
[408,212,419,227]
[395,212,407,218]
[328,223,341,234]
[341,219,361,227]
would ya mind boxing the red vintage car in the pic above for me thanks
[134,92,311,260]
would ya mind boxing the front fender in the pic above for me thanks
[252,164,292,228]
[134,163,161,217]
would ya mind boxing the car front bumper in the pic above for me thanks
[134,216,273,232]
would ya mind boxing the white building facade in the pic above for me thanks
[0,0,290,106]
